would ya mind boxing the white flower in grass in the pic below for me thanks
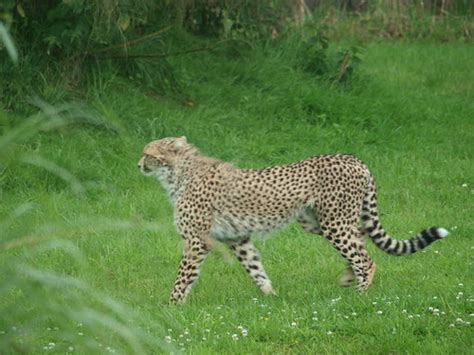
[461,183,468,188]
[376,310,383,315]
[352,312,357,316]
[449,323,455,328]
[68,346,74,352]
[291,322,297,327]
[455,318,470,326]
[432,296,438,300]
[458,283,464,287]
[241,329,248,337]
[408,315,414,319]
[78,332,83,336]
[326,331,333,335]
[165,336,172,344]
[231,334,239,341]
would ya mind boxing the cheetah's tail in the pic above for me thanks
[361,174,449,256]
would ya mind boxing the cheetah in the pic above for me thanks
[138,136,449,304]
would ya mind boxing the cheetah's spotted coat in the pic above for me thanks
[138,137,448,304]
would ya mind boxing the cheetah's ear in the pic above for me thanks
[174,136,187,149]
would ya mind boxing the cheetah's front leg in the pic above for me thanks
[228,238,274,295]
[170,237,210,304]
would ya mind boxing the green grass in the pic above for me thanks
[1,41,473,353]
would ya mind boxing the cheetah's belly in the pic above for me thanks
[210,213,295,241]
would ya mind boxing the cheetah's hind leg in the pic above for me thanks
[299,212,357,287]
[339,266,355,287]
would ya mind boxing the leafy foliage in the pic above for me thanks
[0,0,472,111]
[184,0,286,39]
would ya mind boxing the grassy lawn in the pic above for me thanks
[1,41,473,353]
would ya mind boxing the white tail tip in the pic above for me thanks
[437,228,449,238]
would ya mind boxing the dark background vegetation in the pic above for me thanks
[1,0,472,109]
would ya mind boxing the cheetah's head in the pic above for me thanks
[138,136,190,177]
